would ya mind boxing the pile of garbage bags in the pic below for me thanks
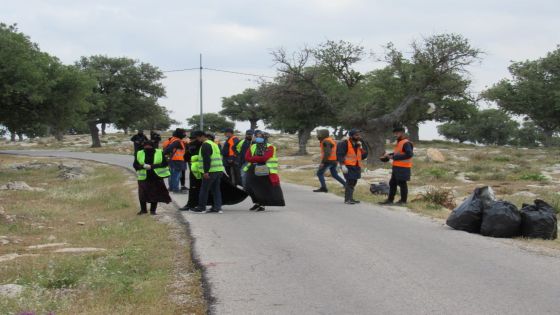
[370,182,390,195]
[446,186,558,240]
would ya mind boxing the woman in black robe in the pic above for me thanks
[133,140,172,215]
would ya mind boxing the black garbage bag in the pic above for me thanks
[520,199,558,240]
[481,201,522,238]
[446,186,495,233]
[204,174,249,206]
[245,165,285,207]
[370,182,390,195]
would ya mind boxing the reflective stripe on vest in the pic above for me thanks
[236,139,245,154]
[169,137,186,161]
[320,137,337,161]
[136,149,171,180]
[343,139,363,167]
[244,144,278,174]
[198,140,225,173]
[392,139,413,168]
[190,155,202,179]
[227,136,238,157]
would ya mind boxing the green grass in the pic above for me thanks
[519,172,548,181]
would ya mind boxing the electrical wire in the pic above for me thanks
[204,67,275,79]
[162,67,199,73]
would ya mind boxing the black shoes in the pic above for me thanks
[255,206,265,212]
[351,199,361,204]
[344,200,356,205]
[313,187,328,193]
[137,210,148,215]
[179,205,192,211]
[378,200,394,205]
[150,212,157,215]
[395,201,407,206]
[250,204,261,211]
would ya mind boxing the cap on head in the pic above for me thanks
[245,129,254,136]
[254,129,264,137]
[224,128,234,134]
[348,129,361,137]
[392,126,405,133]
[190,130,204,139]
[317,129,330,139]
[206,133,216,141]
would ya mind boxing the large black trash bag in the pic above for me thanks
[520,199,558,240]
[481,201,522,238]
[446,186,495,233]
[370,182,390,195]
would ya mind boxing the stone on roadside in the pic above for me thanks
[0,284,24,298]
[54,247,106,253]
[0,181,45,192]
[426,148,446,162]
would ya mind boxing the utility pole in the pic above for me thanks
[199,53,204,131]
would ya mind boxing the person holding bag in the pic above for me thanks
[244,130,285,211]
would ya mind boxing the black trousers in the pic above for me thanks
[344,179,358,201]
[180,170,186,187]
[139,199,158,213]
[388,174,408,202]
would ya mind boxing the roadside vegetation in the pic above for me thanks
[0,155,206,315]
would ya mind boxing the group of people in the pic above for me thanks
[313,127,413,205]
[131,128,285,215]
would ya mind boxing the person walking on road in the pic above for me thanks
[244,130,285,211]
[337,129,368,205]
[180,131,204,212]
[131,130,148,154]
[222,128,241,185]
[380,127,414,205]
[133,140,172,215]
[163,128,187,193]
[194,132,225,213]
[313,129,346,193]
[237,130,254,188]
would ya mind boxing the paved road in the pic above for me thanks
[3,150,560,314]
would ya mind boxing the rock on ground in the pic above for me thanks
[0,181,45,192]
[512,191,538,198]
[426,148,446,162]
[0,284,24,298]
[54,247,106,253]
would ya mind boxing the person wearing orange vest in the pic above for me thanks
[337,129,368,205]
[380,126,414,206]
[163,128,187,193]
[313,129,346,193]
[222,128,241,185]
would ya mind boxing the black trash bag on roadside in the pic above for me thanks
[520,199,558,240]
[370,182,390,195]
[481,201,522,238]
[446,186,495,233]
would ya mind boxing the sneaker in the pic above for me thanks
[205,209,223,214]
[344,200,356,205]
[255,206,265,212]
[191,207,206,213]
[313,187,328,193]
[180,186,189,191]
[249,204,261,211]
[351,199,361,204]
[179,206,192,211]
[395,201,407,206]
[378,200,394,205]
[137,211,148,215]
[150,212,157,216]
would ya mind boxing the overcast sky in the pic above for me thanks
[4,0,560,139]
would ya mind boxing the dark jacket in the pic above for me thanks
[133,149,169,181]
[336,139,369,180]
[391,140,414,181]
[237,138,252,165]
[163,139,187,170]
[200,142,214,173]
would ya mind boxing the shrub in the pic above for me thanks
[416,186,456,209]
[419,167,451,180]
[519,173,548,181]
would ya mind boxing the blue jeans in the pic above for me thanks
[240,163,248,188]
[198,172,222,210]
[168,168,182,192]
[317,163,346,189]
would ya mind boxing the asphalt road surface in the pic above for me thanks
[2,150,560,315]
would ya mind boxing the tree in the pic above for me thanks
[342,34,482,164]
[187,113,234,133]
[437,121,471,143]
[483,47,560,146]
[76,55,166,147]
[220,88,270,130]
[130,105,178,131]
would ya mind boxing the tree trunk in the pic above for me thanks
[406,122,420,142]
[363,127,390,167]
[88,121,101,147]
[249,119,258,131]
[124,128,129,135]
[10,131,16,142]
[101,122,107,136]
[54,130,64,141]
[542,128,554,147]
[17,133,23,142]
[296,128,313,155]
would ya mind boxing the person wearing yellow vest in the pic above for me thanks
[313,129,346,193]
[163,128,187,193]
[193,132,225,213]
[236,130,254,188]
[244,130,285,211]
[380,126,414,206]
[222,128,241,185]
[337,129,368,205]
[133,140,172,215]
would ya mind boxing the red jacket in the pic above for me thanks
[245,146,280,186]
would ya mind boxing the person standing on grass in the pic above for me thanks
[194,132,225,213]
[163,128,187,193]
[133,140,171,215]
[244,130,285,211]
[313,129,346,193]
[380,126,414,206]
[337,129,368,205]
[131,130,148,154]
[180,130,205,212]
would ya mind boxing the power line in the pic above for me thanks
[204,67,275,79]
[162,67,199,73]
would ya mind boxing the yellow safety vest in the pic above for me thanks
[136,149,171,180]
[243,144,278,174]
[198,140,225,173]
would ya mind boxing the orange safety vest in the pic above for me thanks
[392,138,413,168]
[226,136,239,157]
[320,137,337,161]
[168,137,186,161]
[343,139,363,167]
